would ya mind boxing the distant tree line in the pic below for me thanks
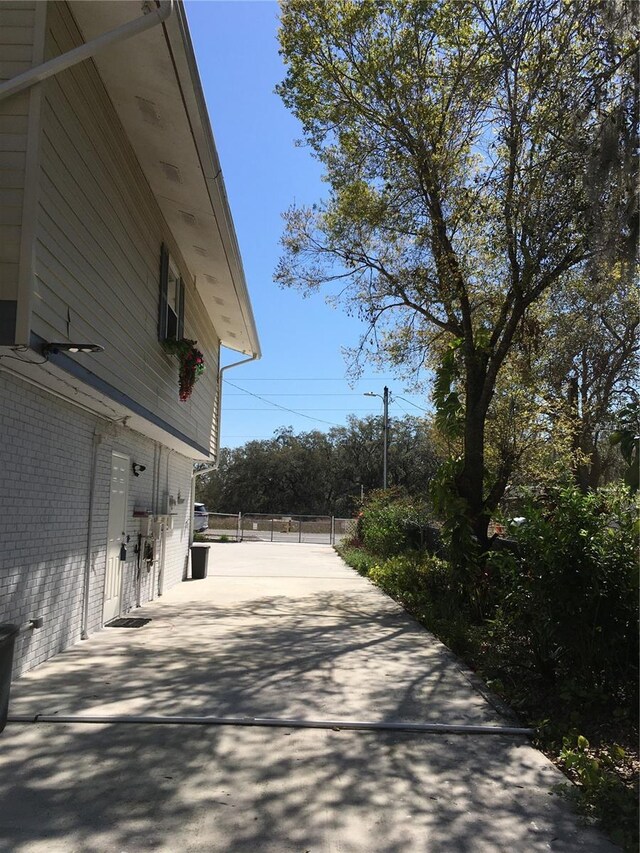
[196,415,441,517]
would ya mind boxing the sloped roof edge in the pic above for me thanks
[166,3,261,358]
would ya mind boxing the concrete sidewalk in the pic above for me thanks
[0,542,617,852]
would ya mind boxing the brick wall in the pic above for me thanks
[0,370,194,676]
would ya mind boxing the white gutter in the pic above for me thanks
[81,427,104,639]
[215,352,259,467]
[0,0,173,103]
[188,351,258,547]
[189,462,216,549]
[169,6,261,358]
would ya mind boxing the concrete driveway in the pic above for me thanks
[0,542,616,852]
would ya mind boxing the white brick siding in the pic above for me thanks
[0,370,195,676]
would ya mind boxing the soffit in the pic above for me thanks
[68,0,260,357]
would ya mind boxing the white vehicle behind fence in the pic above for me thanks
[193,503,209,532]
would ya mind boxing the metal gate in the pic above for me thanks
[200,513,356,545]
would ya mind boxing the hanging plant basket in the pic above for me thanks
[162,338,205,401]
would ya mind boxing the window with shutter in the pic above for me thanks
[158,244,185,341]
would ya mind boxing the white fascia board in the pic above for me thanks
[67,0,260,359]
[164,5,261,359]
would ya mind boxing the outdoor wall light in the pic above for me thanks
[132,463,147,477]
[43,342,104,355]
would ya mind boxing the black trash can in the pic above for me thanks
[191,545,209,580]
[0,624,19,734]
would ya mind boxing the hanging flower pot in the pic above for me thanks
[162,338,205,401]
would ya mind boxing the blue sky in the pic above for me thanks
[185,1,431,448]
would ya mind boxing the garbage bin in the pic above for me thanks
[190,545,209,580]
[0,624,19,734]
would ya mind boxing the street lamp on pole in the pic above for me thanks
[364,385,389,489]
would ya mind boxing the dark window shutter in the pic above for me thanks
[177,277,185,339]
[158,244,169,340]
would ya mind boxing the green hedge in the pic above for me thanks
[359,488,431,557]
[340,483,639,851]
[488,485,638,696]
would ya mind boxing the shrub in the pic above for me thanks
[360,489,431,557]
[337,545,378,577]
[369,555,429,602]
[559,736,638,851]
[367,553,472,648]
[487,484,639,697]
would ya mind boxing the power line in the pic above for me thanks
[221,436,283,440]
[223,380,341,427]
[392,399,414,418]
[225,408,383,412]
[224,393,380,397]
[393,395,431,413]
[221,377,397,381]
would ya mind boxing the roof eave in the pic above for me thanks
[165,5,261,358]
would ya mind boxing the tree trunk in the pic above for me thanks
[456,360,491,551]
[458,415,491,550]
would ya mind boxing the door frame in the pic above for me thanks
[103,451,129,623]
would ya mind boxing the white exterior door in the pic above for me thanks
[103,452,129,623]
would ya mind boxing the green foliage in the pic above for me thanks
[338,483,639,850]
[610,401,640,493]
[369,555,428,603]
[486,485,638,694]
[368,553,453,609]
[429,456,479,568]
[277,0,637,548]
[336,545,378,577]
[432,339,464,440]
[366,551,467,645]
[359,488,430,557]
[532,274,639,493]
[559,736,638,851]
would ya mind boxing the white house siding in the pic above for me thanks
[31,1,220,454]
[0,2,36,320]
[0,370,194,677]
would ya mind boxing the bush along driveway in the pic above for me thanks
[341,484,638,851]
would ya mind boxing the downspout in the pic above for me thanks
[215,352,259,465]
[158,449,175,595]
[81,427,103,640]
[189,463,216,565]
[188,351,258,547]
[152,444,163,600]
[0,0,174,103]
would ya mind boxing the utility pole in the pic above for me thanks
[383,385,389,489]
[364,386,391,490]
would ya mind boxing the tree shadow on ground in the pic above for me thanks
[9,590,499,725]
[0,584,618,851]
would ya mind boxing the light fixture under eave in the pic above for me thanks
[43,343,104,355]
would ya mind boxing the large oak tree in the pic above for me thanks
[276,0,638,548]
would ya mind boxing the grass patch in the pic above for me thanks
[336,544,378,577]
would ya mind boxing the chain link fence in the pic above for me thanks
[200,513,356,545]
